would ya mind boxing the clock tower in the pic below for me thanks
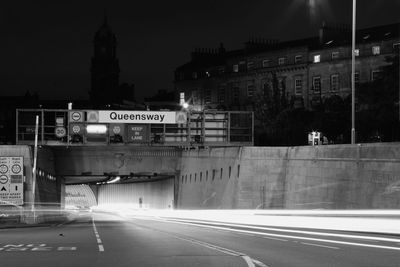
[90,15,120,108]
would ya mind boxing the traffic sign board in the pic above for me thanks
[69,111,83,122]
[55,126,67,138]
[0,157,23,206]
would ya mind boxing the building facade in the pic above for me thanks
[174,23,400,111]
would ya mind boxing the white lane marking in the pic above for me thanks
[172,235,267,267]
[301,242,339,250]
[158,219,400,252]
[92,217,104,252]
[262,236,288,242]
[252,258,269,267]
[163,218,400,243]
[241,255,256,267]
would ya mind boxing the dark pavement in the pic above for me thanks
[0,210,399,267]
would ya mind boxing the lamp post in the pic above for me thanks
[351,0,356,144]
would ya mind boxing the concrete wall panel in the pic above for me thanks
[179,143,400,209]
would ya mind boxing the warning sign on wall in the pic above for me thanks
[0,157,24,206]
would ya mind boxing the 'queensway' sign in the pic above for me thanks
[98,111,180,124]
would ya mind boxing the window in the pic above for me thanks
[371,70,382,81]
[313,54,321,63]
[220,168,223,179]
[206,170,208,181]
[233,64,239,72]
[212,169,216,181]
[247,61,254,70]
[185,175,187,183]
[278,57,286,65]
[331,51,339,60]
[205,88,211,104]
[181,175,184,183]
[233,87,240,103]
[330,74,339,91]
[262,59,270,67]
[179,92,185,105]
[372,46,380,55]
[195,173,197,182]
[354,72,360,84]
[262,81,270,96]
[354,49,360,56]
[247,84,255,97]
[192,72,197,79]
[237,165,240,178]
[239,61,246,71]
[313,76,321,93]
[229,166,231,178]
[295,55,303,64]
[218,85,225,103]
[294,77,303,95]
[200,172,202,182]
[190,174,192,183]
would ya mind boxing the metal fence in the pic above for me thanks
[16,109,253,147]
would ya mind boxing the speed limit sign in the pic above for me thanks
[55,126,66,138]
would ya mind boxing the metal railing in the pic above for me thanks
[16,109,253,147]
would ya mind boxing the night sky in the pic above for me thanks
[1,0,399,101]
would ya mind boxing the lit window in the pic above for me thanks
[247,84,255,97]
[294,77,302,95]
[331,51,339,60]
[262,59,270,67]
[233,64,239,72]
[278,57,286,65]
[313,76,321,93]
[179,92,185,105]
[330,74,339,91]
[313,54,321,63]
[354,49,360,56]
[247,61,254,70]
[295,55,302,64]
[372,46,380,55]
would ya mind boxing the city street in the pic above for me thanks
[1,211,399,267]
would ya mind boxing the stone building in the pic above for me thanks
[174,22,400,111]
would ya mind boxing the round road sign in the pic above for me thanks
[55,126,67,138]
[11,164,21,174]
[72,125,81,134]
[0,164,8,173]
[112,125,121,134]
[0,175,8,184]
[71,112,82,122]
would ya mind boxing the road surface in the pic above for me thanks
[1,210,399,267]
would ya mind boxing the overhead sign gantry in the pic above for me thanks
[16,109,253,147]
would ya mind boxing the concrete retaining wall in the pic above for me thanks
[178,144,400,209]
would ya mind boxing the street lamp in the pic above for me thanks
[351,0,356,144]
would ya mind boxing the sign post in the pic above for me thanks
[32,115,39,222]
